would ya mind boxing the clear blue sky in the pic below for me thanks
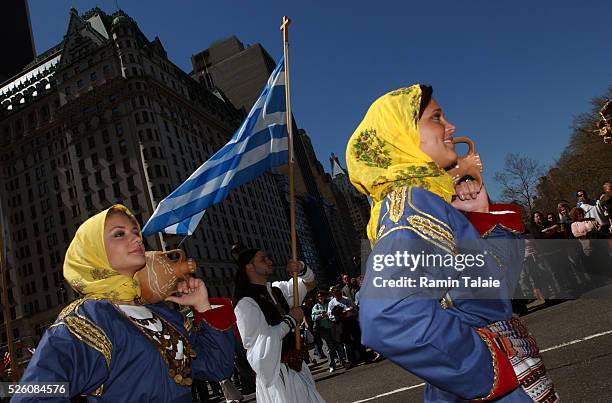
[28,1,612,199]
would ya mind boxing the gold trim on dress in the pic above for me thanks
[377,225,414,241]
[407,215,457,255]
[481,223,523,239]
[407,187,452,232]
[474,331,500,401]
[388,187,407,223]
[62,316,112,367]
[53,299,113,368]
[377,224,456,255]
[58,299,83,320]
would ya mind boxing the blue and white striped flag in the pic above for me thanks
[142,57,289,236]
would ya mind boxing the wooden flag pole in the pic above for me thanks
[280,15,301,350]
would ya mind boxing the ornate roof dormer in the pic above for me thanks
[111,10,136,28]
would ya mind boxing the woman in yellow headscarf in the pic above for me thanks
[16,205,236,402]
[349,85,558,402]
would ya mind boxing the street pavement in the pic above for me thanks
[313,288,612,402]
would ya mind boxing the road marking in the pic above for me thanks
[539,329,612,353]
[352,383,426,403]
[351,329,612,402]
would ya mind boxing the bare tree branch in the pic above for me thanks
[494,153,543,214]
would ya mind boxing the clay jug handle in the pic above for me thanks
[449,136,483,187]
[453,136,475,156]
[163,249,194,280]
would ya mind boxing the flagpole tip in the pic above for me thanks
[280,16,292,31]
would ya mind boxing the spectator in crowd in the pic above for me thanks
[353,276,363,307]
[577,190,607,227]
[600,193,612,234]
[341,273,357,302]
[328,287,378,367]
[557,202,574,239]
[302,295,326,363]
[558,202,572,224]
[570,207,598,241]
[327,286,356,368]
[569,206,612,281]
[523,211,563,299]
[312,291,347,372]
[527,211,562,239]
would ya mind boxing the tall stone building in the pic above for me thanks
[191,36,276,114]
[192,37,359,285]
[296,130,357,277]
[330,153,371,272]
[0,0,36,82]
[0,8,293,353]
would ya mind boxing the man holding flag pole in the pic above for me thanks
[142,16,325,402]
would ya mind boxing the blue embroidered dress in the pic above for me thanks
[13,299,235,402]
[360,186,557,402]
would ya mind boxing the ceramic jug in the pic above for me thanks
[138,249,195,304]
[448,136,483,187]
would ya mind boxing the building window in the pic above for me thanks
[113,182,121,198]
[131,195,140,210]
[119,140,127,155]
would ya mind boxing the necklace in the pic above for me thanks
[114,304,196,386]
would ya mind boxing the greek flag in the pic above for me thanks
[142,57,288,236]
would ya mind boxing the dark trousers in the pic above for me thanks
[319,326,345,368]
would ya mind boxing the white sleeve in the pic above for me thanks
[327,299,337,321]
[234,297,293,387]
[272,275,309,307]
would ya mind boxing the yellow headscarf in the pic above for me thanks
[64,204,141,302]
[346,85,455,242]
